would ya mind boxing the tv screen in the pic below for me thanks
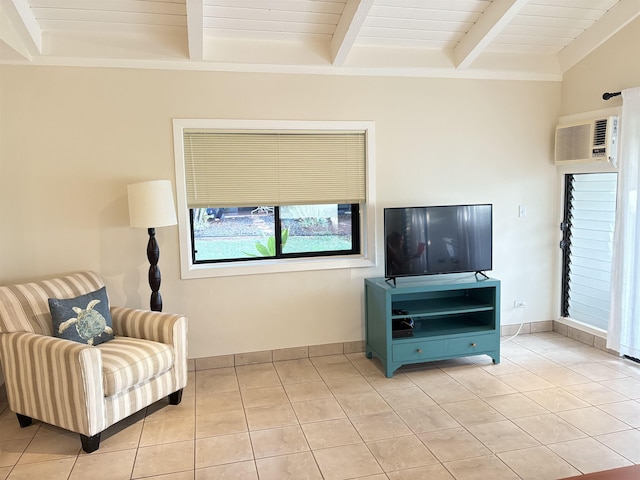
[384,204,492,279]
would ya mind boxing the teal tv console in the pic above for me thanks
[365,276,500,377]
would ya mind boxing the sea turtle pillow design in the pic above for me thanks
[49,287,114,346]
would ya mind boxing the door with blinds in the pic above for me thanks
[560,173,617,330]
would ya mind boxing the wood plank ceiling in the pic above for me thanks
[1,0,638,80]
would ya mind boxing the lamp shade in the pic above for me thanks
[128,180,178,228]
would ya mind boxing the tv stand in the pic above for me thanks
[475,271,490,280]
[365,276,500,377]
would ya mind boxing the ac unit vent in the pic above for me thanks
[593,118,608,146]
[555,116,618,166]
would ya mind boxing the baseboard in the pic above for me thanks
[501,320,553,337]
[554,317,607,339]
[188,340,365,372]
[553,319,619,356]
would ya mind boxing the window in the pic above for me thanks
[191,204,360,263]
[173,120,376,278]
[560,172,617,330]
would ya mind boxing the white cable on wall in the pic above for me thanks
[501,306,527,344]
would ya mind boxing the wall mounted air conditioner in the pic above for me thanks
[555,116,618,166]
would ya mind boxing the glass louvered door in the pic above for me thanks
[560,173,617,330]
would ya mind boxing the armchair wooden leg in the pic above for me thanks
[80,433,101,453]
[16,413,32,428]
[168,388,183,405]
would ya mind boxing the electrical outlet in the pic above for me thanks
[514,300,526,308]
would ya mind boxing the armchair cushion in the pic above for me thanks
[98,337,174,396]
[49,287,114,346]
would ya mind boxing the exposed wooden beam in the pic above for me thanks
[558,0,640,73]
[186,0,203,61]
[453,0,529,69]
[1,0,42,56]
[331,0,374,66]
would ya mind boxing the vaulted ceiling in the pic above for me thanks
[1,0,638,80]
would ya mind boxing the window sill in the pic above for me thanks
[181,255,376,279]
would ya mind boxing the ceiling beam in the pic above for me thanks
[331,0,374,66]
[558,0,640,73]
[453,0,529,69]
[0,0,42,57]
[186,0,203,61]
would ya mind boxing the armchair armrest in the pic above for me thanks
[109,307,186,345]
[109,307,188,389]
[0,332,105,436]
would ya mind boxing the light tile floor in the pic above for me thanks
[1,331,639,480]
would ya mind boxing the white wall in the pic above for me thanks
[0,67,560,358]
[561,17,640,116]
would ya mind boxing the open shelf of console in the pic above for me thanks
[365,276,500,377]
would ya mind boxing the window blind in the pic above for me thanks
[183,129,366,208]
[562,173,617,330]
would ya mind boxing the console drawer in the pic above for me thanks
[393,339,445,362]
[447,334,496,355]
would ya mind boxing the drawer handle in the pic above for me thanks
[416,348,423,353]
[470,343,477,347]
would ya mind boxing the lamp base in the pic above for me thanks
[147,227,163,312]
[150,290,162,312]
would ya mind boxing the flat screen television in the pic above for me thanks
[384,204,492,280]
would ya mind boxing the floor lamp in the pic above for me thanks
[127,180,177,312]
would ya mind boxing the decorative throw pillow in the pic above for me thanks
[49,287,114,346]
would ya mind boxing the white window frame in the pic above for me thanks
[173,119,377,279]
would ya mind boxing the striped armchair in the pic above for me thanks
[0,271,188,453]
